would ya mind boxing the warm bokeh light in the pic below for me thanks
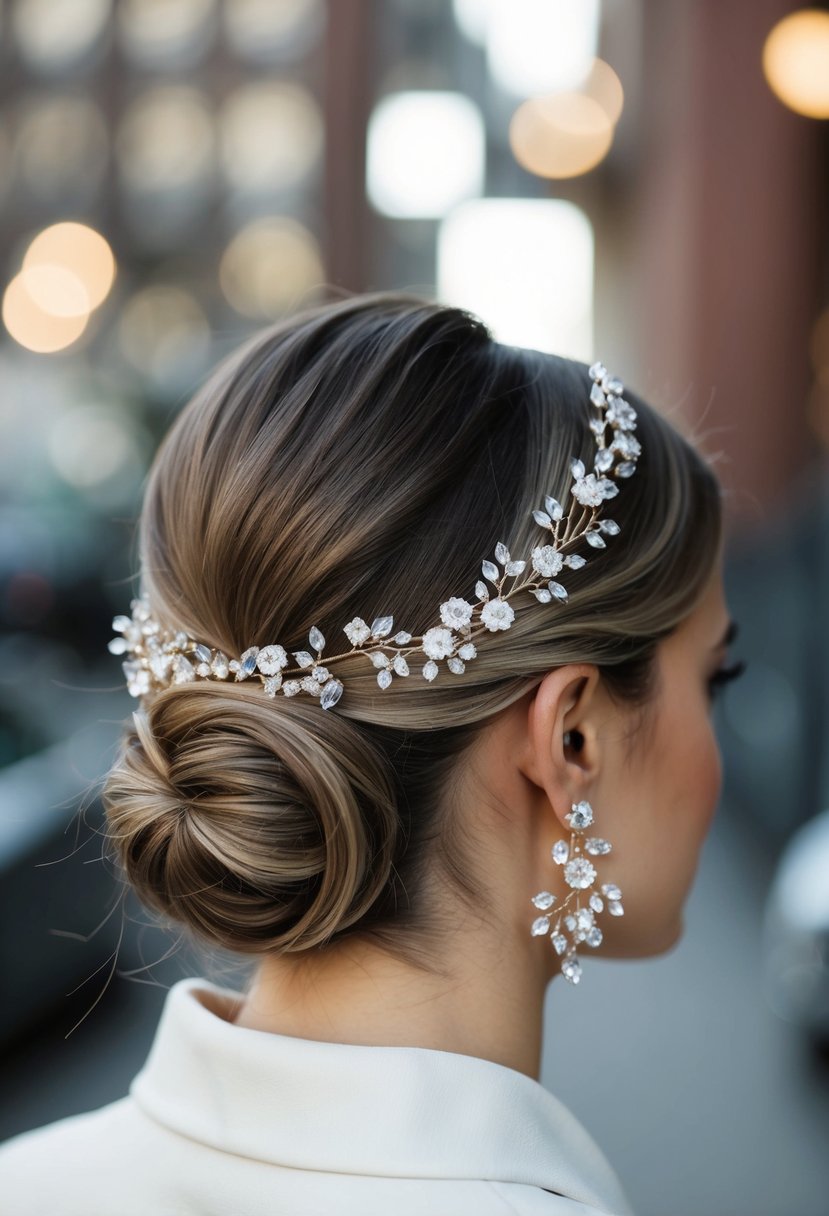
[436,197,594,358]
[366,90,485,218]
[509,91,614,179]
[23,222,116,310]
[19,265,90,318]
[219,81,323,194]
[580,57,625,126]
[47,403,140,487]
[763,9,829,119]
[2,273,90,353]
[219,216,324,318]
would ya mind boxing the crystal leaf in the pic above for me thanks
[595,449,614,473]
[589,419,605,436]
[604,376,623,395]
[598,519,620,535]
[570,458,585,480]
[564,554,586,569]
[174,631,189,649]
[371,616,394,637]
[548,581,568,601]
[309,626,325,651]
[211,652,229,678]
[447,657,465,674]
[544,496,564,520]
[422,660,438,681]
[393,631,412,644]
[112,615,132,632]
[194,643,212,663]
[589,360,607,380]
[586,926,603,948]
[552,933,568,955]
[108,637,127,654]
[533,588,552,603]
[481,559,500,583]
[564,914,578,932]
[552,840,569,864]
[561,956,582,984]
[475,580,489,600]
[590,382,605,406]
[531,915,551,937]
[495,541,510,565]
[601,883,622,900]
[320,679,343,709]
[172,655,195,683]
[392,654,409,676]
[589,893,604,913]
[607,900,624,916]
[294,651,315,668]
[585,531,606,548]
[616,462,636,477]
[370,651,390,668]
[531,891,555,910]
[532,509,552,527]
[377,669,393,689]
[505,559,526,575]
[585,837,612,855]
[196,663,210,677]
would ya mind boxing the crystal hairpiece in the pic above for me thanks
[109,361,639,709]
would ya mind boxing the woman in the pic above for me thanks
[0,292,745,1213]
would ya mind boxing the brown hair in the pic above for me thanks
[102,291,722,973]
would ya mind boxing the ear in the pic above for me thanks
[516,664,604,830]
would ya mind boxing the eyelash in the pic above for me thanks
[707,658,747,701]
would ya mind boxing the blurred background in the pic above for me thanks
[1,2,828,1214]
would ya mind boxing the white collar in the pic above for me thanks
[129,977,635,1215]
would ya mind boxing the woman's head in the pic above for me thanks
[102,290,725,979]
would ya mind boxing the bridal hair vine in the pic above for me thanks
[109,360,639,711]
[108,358,636,986]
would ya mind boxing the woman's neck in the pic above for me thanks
[230,928,547,1081]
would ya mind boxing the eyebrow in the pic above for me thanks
[714,619,739,651]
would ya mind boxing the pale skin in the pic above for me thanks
[232,549,734,1083]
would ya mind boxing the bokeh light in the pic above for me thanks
[117,0,217,70]
[510,92,614,179]
[2,273,90,353]
[118,284,211,394]
[437,197,594,358]
[219,216,324,318]
[23,222,116,311]
[116,85,214,194]
[12,0,111,72]
[763,9,829,119]
[366,91,485,218]
[218,82,323,194]
[223,0,324,63]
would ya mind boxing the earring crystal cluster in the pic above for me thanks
[530,800,623,985]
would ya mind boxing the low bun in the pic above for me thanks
[102,682,399,954]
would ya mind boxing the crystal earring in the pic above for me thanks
[529,798,624,985]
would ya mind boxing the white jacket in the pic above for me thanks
[0,977,637,1215]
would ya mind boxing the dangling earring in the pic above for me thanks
[529,788,624,985]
